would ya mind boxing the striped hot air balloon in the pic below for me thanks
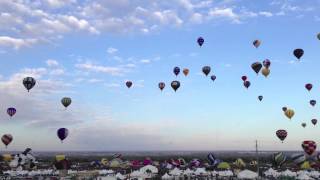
[272,152,287,168]
[291,153,306,166]
[1,134,13,148]
[7,107,16,118]
[276,130,287,143]
[23,77,36,92]
[61,97,72,109]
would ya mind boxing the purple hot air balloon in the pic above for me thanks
[7,107,16,118]
[57,128,69,142]
[173,67,180,76]
[211,75,216,82]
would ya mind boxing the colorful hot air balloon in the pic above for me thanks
[302,123,306,128]
[251,62,262,74]
[272,152,287,167]
[1,134,13,148]
[197,37,204,47]
[263,59,271,68]
[202,66,211,76]
[183,68,189,76]
[276,130,287,142]
[171,81,180,92]
[282,107,287,112]
[258,95,263,101]
[57,128,69,142]
[261,68,270,77]
[243,81,251,89]
[253,40,261,48]
[158,82,165,91]
[285,109,294,119]
[310,100,316,107]
[208,153,217,166]
[241,76,247,82]
[211,75,216,82]
[302,140,317,156]
[23,77,36,92]
[305,84,313,91]
[126,81,133,88]
[291,153,306,166]
[61,97,72,109]
[311,119,317,125]
[294,49,304,60]
[173,67,180,76]
[7,107,16,118]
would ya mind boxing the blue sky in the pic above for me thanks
[0,0,320,151]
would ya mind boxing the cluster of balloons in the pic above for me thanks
[251,59,271,77]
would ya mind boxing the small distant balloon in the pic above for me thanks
[158,82,165,91]
[173,67,180,76]
[183,68,189,76]
[310,100,316,107]
[276,130,287,143]
[61,97,72,109]
[23,77,36,92]
[1,134,13,148]
[126,81,133,88]
[211,75,216,82]
[251,62,262,74]
[57,128,69,142]
[253,40,261,48]
[317,33,320,40]
[302,140,316,156]
[202,66,211,76]
[311,119,317,126]
[282,107,287,112]
[263,59,271,68]
[285,109,295,119]
[258,95,263,101]
[241,76,247,82]
[294,49,304,60]
[171,81,180,92]
[243,81,251,89]
[197,37,204,47]
[7,107,16,118]
[305,84,313,91]
[302,123,306,128]
[261,67,270,77]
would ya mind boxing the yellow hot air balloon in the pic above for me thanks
[183,68,189,76]
[101,158,109,166]
[2,154,12,162]
[300,161,311,170]
[55,154,65,162]
[285,109,295,119]
[261,67,270,77]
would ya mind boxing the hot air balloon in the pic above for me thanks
[126,81,133,88]
[310,100,316,107]
[317,33,320,40]
[291,153,306,166]
[7,107,16,118]
[251,62,262,74]
[276,130,287,143]
[23,77,36,92]
[61,97,72,109]
[57,128,69,142]
[183,68,189,76]
[1,134,12,148]
[302,140,316,156]
[241,76,247,81]
[263,59,271,68]
[272,152,287,167]
[284,109,294,119]
[197,37,204,47]
[253,40,261,48]
[302,123,306,128]
[261,68,270,77]
[312,119,317,125]
[211,75,216,82]
[258,95,263,101]
[243,81,251,89]
[202,66,211,76]
[208,153,217,166]
[305,84,313,91]
[282,107,287,112]
[294,49,304,60]
[171,81,180,92]
[158,82,165,91]
[173,67,180,76]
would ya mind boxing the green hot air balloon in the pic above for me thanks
[61,97,72,109]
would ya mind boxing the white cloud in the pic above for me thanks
[153,10,183,26]
[140,59,151,64]
[208,8,240,23]
[0,36,38,49]
[46,59,59,67]
[75,62,124,76]
[105,83,121,88]
[44,0,76,8]
[50,69,64,75]
[190,13,203,24]
[88,79,103,83]
[259,11,273,17]
[107,47,118,54]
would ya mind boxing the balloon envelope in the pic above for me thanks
[1,134,13,147]
[310,100,316,107]
[243,81,250,89]
[302,140,316,156]
[241,76,247,81]
[282,107,287,112]
[126,81,133,88]
[263,59,271,68]
[302,123,306,128]
[202,66,211,76]
[311,119,317,125]
[285,109,294,119]
[61,97,72,108]
[305,84,313,91]
[291,153,306,165]
[211,75,216,81]
[197,37,204,47]
[57,128,69,142]
[158,82,165,91]
[7,107,16,117]
[253,40,261,48]
[294,49,304,59]
[261,68,270,77]
[276,130,287,142]
[173,67,180,76]
[272,152,287,167]
[182,68,189,76]
[258,96,263,101]
[251,62,262,74]
[171,81,180,92]
[23,77,36,92]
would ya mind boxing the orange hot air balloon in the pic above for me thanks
[261,67,270,77]
[284,109,295,119]
[183,68,189,76]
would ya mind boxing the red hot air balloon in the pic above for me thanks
[276,130,287,143]
[302,140,317,156]
[311,119,317,125]
[305,84,313,91]
[1,134,13,148]
[57,128,69,143]
[126,81,133,88]
[241,76,247,82]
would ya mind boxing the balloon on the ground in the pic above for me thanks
[57,128,69,142]
[211,75,216,82]
[1,134,13,148]
[243,81,251,89]
[284,109,294,119]
[126,81,133,88]
[158,82,165,91]
[202,66,211,76]
[272,152,286,167]
[61,97,72,108]
[183,68,189,76]
[258,95,263,101]
[251,62,262,74]
[302,140,316,156]
[171,81,180,92]
[261,68,270,77]
[305,83,313,91]
[23,77,36,92]
[7,107,16,118]
[276,130,287,142]
[291,153,306,165]
[311,119,317,125]
[294,49,304,60]
[263,59,271,68]
[253,40,261,48]
[197,37,204,47]
[310,100,316,107]
[173,67,180,76]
